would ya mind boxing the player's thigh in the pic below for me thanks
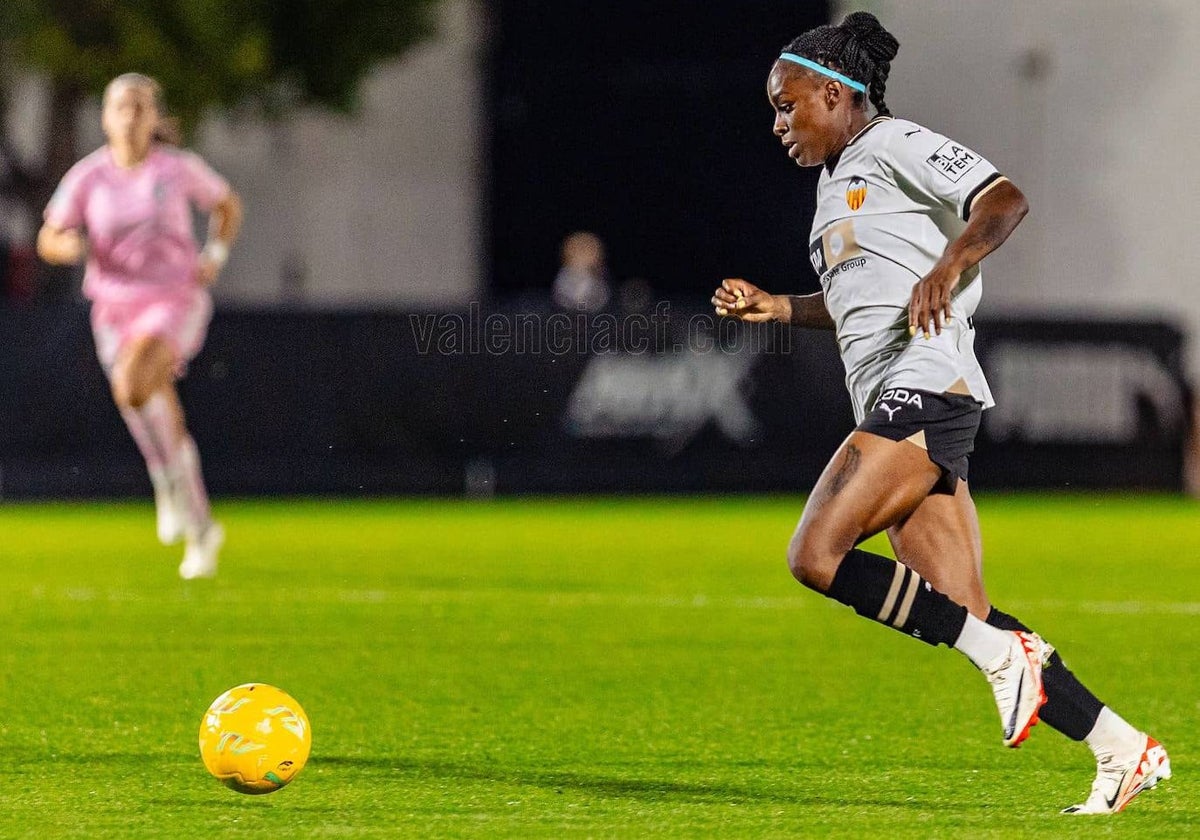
[111,293,211,406]
[112,334,176,408]
[789,430,941,589]
[887,479,989,617]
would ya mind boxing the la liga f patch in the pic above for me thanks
[925,141,981,183]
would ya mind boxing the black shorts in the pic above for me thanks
[858,387,983,495]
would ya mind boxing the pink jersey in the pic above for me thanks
[44,145,230,303]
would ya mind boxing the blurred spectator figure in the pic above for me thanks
[553,231,610,312]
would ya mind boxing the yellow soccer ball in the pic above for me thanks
[198,683,312,794]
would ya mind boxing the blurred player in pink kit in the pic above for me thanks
[37,73,243,579]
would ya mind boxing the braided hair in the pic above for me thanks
[781,12,900,117]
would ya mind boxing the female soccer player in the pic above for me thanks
[713,12,1169,814]
[37,73,242,580]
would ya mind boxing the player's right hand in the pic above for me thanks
[45,228,86,265]
[712,278,781,323]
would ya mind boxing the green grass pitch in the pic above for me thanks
[0,494,1195,838]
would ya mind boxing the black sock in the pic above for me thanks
[826,548,968,647]
[986,607,1103,741]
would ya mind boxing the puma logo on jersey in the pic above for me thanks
[878,388,924,410]
[846,177,868,211]
[879,403,901,421]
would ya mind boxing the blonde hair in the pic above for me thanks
[103,72,182,146]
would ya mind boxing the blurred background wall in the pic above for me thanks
[197,0,487,308]
[843,0,1200,377]
[149,0,484,308]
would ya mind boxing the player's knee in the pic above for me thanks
[786,529,840,591]
[128,376,157,410]
[121,375,157,409]
[111,375,136,410]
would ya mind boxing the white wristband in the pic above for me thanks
[202,240,230,267]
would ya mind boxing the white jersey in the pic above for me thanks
[808,116,1002,422]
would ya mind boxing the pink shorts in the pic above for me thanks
[90,289,213,377]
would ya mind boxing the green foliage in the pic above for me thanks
[1,0,442,129]
[0,495,1194,837]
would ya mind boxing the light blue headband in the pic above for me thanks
[778,52,867,94]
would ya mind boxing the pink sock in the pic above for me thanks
[139,392,211,537]
[175,435,212,538]
[137,391,182,456]
[120,407,167,472]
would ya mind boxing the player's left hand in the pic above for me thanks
[909,262,958,339]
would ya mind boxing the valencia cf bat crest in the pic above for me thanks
[846,176,867,211]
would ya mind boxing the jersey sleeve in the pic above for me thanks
[885,126,1002,221]
[179,151,231,211]
[43,161,90,229]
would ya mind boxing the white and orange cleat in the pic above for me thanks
[982,631,1049,748]
[1063,735,1171,814]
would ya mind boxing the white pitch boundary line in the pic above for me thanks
[1006,599,1200,616]
[24,587,1200,616]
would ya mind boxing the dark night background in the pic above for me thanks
[487,1,829,297]
[0,1,1187,499]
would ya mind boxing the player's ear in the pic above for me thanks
[824,79,842,110]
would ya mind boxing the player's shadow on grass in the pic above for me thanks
[317,755,973,810]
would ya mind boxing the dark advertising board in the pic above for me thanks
[0,302,1188,497]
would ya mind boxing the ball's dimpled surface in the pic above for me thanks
[198,683,311,794]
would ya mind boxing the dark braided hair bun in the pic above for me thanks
[841,12,899,65]
[780,12,900,117]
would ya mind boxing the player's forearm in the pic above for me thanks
[201,192,242,271]
[941,180,1028,276]
[777,292,836,330]
[209,191,243,246]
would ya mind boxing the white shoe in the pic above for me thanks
[1063,735,1171,814]
[982,631,1049,748]
[151,471,185,545]
[179,522,224,580]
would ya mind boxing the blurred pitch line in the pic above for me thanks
[19,588,1200,615]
